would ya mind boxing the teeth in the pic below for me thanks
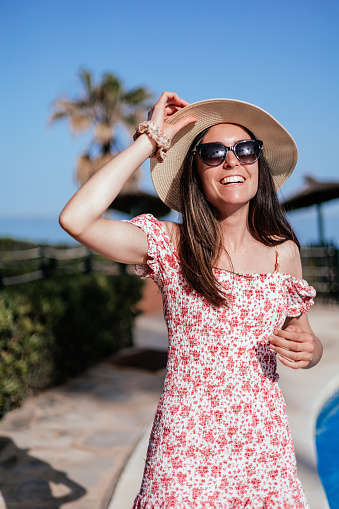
[221,176,245,185]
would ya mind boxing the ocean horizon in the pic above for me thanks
[0,211,339,247]
[0,217,78,245]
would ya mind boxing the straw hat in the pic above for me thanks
[150,98,298,212]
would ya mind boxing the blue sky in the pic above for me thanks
[1,0,339,245]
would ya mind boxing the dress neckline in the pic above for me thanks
[134,215,303,283]
[213,268,279,278]
[157,218,281,277]
[214,246,280,277]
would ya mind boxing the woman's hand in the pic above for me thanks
[268,323,320,369]
[148,91,196,141]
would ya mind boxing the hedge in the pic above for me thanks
[0,271,144,418]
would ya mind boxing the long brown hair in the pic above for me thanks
[177,126,299,307]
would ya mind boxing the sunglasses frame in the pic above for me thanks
[193,140,263,167]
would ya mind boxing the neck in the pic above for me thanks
[218,203,251,252]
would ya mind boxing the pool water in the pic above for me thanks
[316,390,339,508]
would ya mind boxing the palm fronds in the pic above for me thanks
[49,69,153,188]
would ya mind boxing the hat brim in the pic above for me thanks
[150,98,298,212]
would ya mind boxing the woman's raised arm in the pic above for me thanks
[59,92,196,264]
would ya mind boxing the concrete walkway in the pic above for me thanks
[0,305,337,508]
[0,315,167,509]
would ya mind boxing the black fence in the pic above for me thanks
[301,245,338,303]
[1,243,338,303]
[0,245,122,288]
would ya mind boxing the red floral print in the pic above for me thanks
[129,214,315,509]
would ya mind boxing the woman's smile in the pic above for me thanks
[196,123,258,210]
[220,175,246,185]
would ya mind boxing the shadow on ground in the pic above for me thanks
[106,348,168,372]
[0,436,86,508]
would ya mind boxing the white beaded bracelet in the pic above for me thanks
[133,121,171,163]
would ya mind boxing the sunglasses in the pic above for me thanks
[194,140,263,166]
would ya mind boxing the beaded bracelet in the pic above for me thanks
[133,121,171,162]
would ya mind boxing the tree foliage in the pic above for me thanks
[49,69,153,185]
[0,271,144,419]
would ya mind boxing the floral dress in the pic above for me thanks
[129,214,315,509]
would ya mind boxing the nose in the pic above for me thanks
[223,149,239,168]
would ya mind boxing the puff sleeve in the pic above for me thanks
[127,214,178,286]
[284,276,316,317]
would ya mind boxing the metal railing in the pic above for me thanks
[301,245,338,303]
[0,245,121,288]
[1,243,338,302]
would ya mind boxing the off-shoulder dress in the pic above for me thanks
[129,214,316,509]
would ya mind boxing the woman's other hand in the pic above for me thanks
[268,316,322,369]
[273,242,323,369]
[148,91,196,141]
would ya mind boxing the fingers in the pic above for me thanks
[282,324,302,333]
[146,91,197,145]
[269,327,314,351]
[163,104,187,122]
[158,91,190,109]
[147,106,154,121]
[276,355,310,370]
[268,327,315,369]
[149,91,186,117]
[170,115,197,137]
[148,91,190,124]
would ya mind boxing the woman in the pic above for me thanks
[60,92,323,508]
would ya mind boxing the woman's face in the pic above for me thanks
[196,123,259,214]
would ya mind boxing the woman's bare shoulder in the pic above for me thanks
[160,220,180,249]
[278,240,302,278]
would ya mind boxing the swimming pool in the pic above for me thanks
[316,390,339,508]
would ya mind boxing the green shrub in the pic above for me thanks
[0,271,143,418]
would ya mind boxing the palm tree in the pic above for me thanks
[49,69,152,190]
[49,69,170,217]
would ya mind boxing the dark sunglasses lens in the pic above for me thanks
[235,141,260,163]
[199,143,226,166]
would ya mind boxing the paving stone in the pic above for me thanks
[0,406,36,431]
[84,430,133,449]
[0,351,164,508]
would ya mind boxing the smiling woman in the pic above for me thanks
[59,91,323,509]
[196,124,260,215]
[176,120,301,305]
